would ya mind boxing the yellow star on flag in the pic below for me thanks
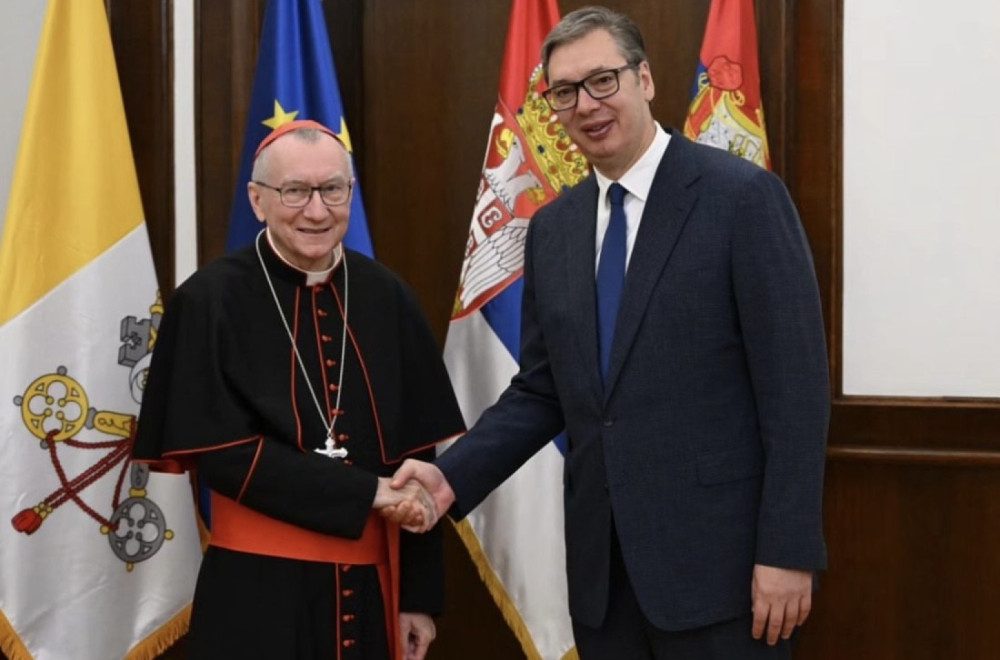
[335,117,353,153]
[262,100,299,129]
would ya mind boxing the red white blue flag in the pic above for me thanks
[684,0,771,169]
[441,1,587,658]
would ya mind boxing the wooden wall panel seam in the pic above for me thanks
[828,445,1000,466]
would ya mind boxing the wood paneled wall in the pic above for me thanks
[108,0,173,296]
[89,1,1000,659]
[787,2,1000,658]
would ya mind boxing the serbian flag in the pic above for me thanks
[225,0,373,256]
[683,0,771,169]
[440,1,587,658]
[0,1,202,658]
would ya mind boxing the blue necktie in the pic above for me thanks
[597,182,627,382]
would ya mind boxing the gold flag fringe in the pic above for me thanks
[0,608,34,660]
[123,603,192,660]
[452,519,579,660]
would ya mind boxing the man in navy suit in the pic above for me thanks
[389,6,829,658]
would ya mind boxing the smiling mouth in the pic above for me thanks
[298,227,330,235]
[582,120,613,139]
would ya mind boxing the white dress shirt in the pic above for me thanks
[593,123,671,273]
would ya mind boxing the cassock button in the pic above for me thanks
[328,383,339,392]
[317,308,328,317]
[321,334,332,343]
[342,588,355,597]
[325,359,336,367]
[341,564,352,573]
[342,639,356,648]
[342,614,356,622]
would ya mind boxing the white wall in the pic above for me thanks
[174,0,198,285]
[843,0,1000,397]
[0,3,47,242]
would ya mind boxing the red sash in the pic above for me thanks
[209,491,401,660]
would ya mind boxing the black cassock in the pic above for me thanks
[133,234,465,660]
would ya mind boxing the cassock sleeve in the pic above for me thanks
[195,439,377,539]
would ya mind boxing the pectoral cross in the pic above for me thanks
[315,437,348,459]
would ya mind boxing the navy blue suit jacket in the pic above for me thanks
[438,130,830,631]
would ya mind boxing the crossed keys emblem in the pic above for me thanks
[8,297,176,570]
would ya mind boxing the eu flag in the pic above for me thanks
[226,0,373,255]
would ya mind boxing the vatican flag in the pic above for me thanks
[0,1,202,659]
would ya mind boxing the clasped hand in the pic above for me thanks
[375,459,455,533]
[373,477,438,531]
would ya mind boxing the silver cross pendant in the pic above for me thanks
[315,437,348,460]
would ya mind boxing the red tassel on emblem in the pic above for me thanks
[12,508,43,534]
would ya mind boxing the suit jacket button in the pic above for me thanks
[602,418,614,427]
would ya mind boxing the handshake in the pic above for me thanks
[373,459,454,533]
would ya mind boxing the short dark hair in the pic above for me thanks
[541,6,648,81]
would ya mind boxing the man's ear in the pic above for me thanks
[247,182,267,222]
[639,61,655,103]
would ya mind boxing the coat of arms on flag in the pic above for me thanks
[9,294,180,570]
[453,61,588,320]
[683,0,771,169]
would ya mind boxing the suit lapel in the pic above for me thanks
[604,136,700,399]
[563,177,604,404]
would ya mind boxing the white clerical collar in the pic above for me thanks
[264,228,343,285]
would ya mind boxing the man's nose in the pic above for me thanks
[302,189,327,216]
[576,87,601,113]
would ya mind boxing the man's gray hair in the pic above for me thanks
[251,128,354,182]
[541,6,647,81]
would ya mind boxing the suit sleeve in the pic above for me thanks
[437,212,566,518]
[731,168,830,570]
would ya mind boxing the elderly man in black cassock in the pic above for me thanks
[132,119,463,660]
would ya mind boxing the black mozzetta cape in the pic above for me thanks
[133,234,464,657]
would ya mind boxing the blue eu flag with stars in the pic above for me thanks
[226,0,373,256]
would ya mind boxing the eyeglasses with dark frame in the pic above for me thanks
[252,180,353,208]
[541,63,640,112]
